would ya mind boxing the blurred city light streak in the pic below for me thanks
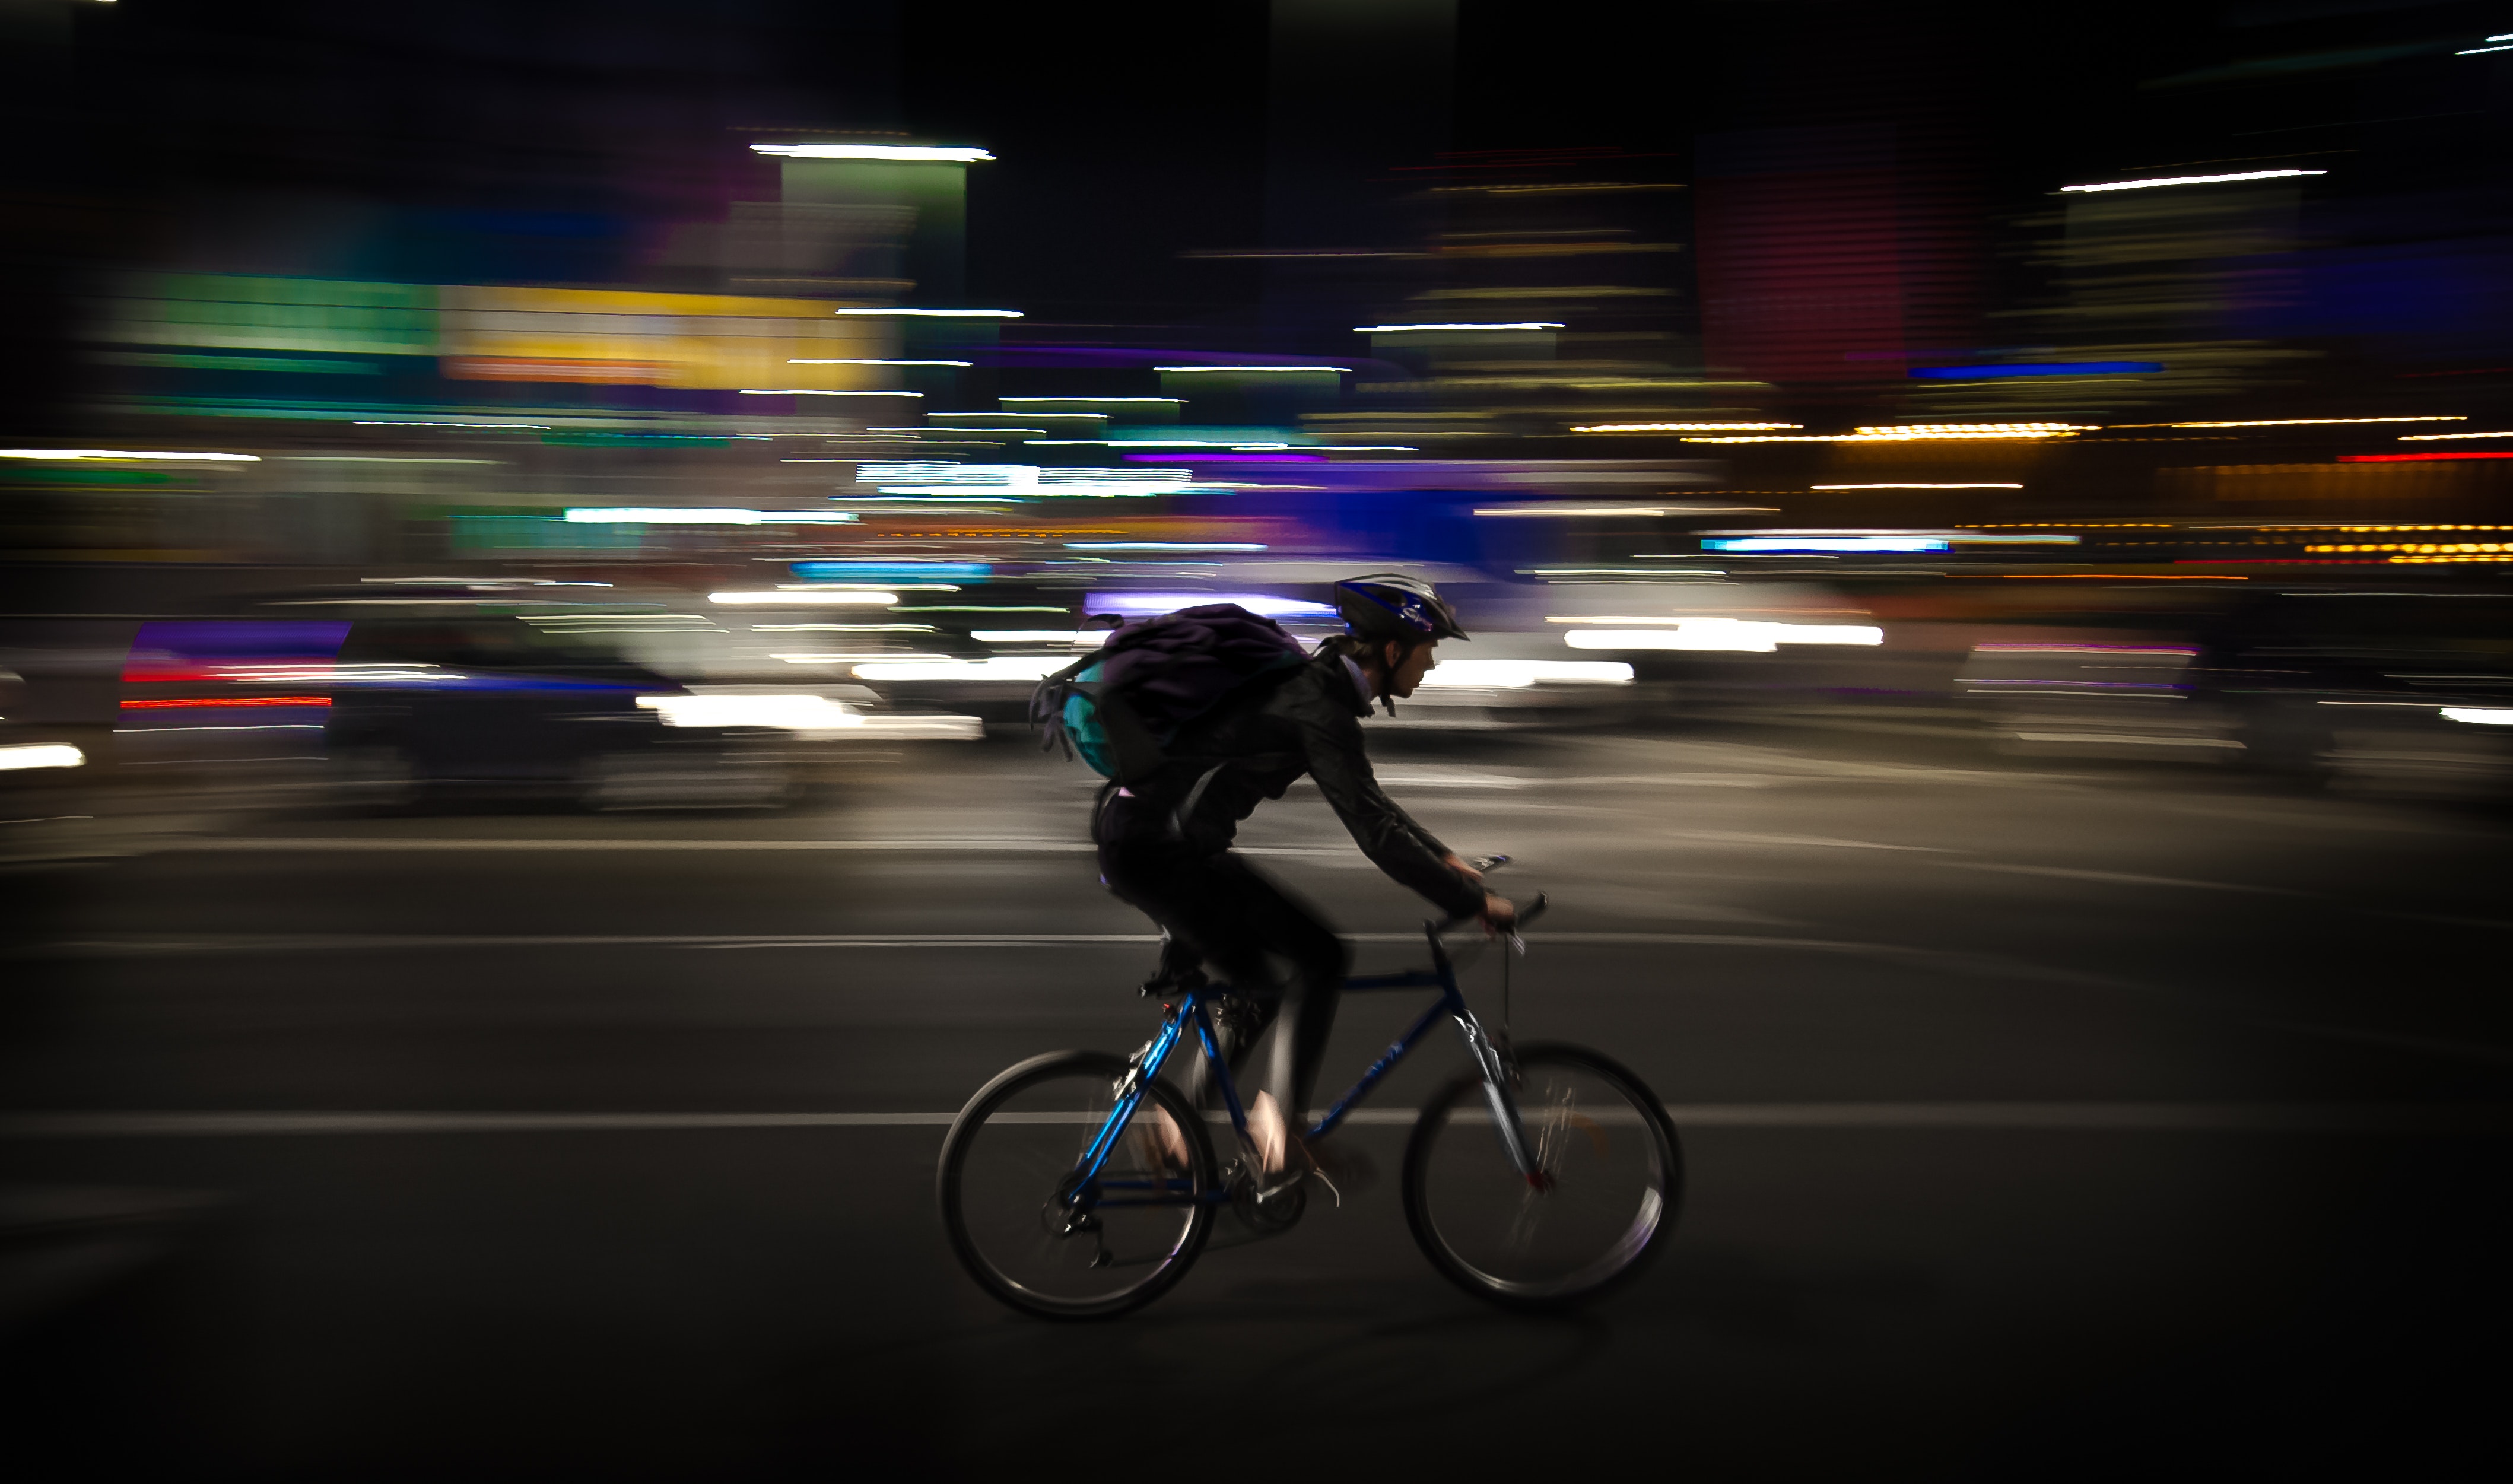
[1,449,259,461]
[1152,366,1348,373]
[2441,708,2513,725]
[1526,568,1727,579]
[1355,322,1565,332]
[2398,431,2513,439]
[2159,417,2464,428]
[1704,536,1950,552]
[788,358,973,367]
[2338,452,2513,462]
[1084,593,1336,619]
[1419,661,1632,687]
[736,389,922,396]
[1908,363,2164,379]
[707,591,899,606]
[2060,170,2327,192]
[850,657,1070,681]
[1564,621,1883,652]
[1064,542,1266,551]
[835,308,1022,318]
[1812,483,2024,490]
[561,509,859,525]
[0,745,85,771]
[122,697,331,709]
[971,631,1107,644]
[634,694,863,730]
[749,144,995,163]
[790,562,992,582]
[1473,505,1774,517]
[1570,422,1800,432]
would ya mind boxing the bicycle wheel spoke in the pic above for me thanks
[1405,1046,1680,1305]
[941,1052,1216,1317]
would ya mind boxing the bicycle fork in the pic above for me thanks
[1451,1009,1552,1190]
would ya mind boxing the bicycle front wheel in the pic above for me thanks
[938,1050,1218,1320]
[1402,1043,1680,1309]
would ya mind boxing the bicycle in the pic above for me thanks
[936,867,1683,1318]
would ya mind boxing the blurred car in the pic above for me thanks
[1957,587,2513,797]
[116,585,980,809]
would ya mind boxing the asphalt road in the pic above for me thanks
[4,722,2508,1480]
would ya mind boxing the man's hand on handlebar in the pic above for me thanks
[1443,852,1484,885]
[1480,894,1517,934]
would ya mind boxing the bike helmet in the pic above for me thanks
[1333,573,1469,645]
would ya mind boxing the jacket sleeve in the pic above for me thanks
[1289,686,1488,919]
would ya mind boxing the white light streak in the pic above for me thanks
[787,358,974,367]
[2457,43,2513,54]
[1474,506,1684,517]
[749,624,933,632]
[751,144,995,163]
[1563,621,1883,653]
[2400,430,2513,440]
[2061,169,2327,192]
[1153,366,1348,373]
[1065,542,1266,551]
[1812,482,2024,490]
[852,656,1072,682]
[2440,707,2513,725]
[1086,593,1337,619]
[637,694,864,731]
[709,590,899,606]
[835,308,1023,319]
[2172,416,2463,428]
[1571,422,1800,433]
[1,449,259,462]
[737,389,923,397]
[1852,423,2092,438]
[564,508,857,525]
[0,743,84,771]
[973,630,1108,644]
[1356,322,1565,332]
[1419,661,1632,688]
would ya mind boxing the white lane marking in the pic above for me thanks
[1935,861,2311,896]
[157,837,1100,853]
[1,1104,2502,1139]
[1648,830,1950,852]
[139,832,1950,856]
[35,930,2089,959]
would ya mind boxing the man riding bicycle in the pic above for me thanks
[1093,574,1516,1183]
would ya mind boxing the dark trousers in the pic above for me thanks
[1097,839,1352,1116]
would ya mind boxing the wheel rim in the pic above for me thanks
[1415,1057,1671,1299]
[949,1067,1208,1311]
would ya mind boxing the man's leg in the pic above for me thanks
[1199,854,1350,1121]
[1098,844,1282,1106]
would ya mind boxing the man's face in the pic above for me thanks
[1387,639,1438,698]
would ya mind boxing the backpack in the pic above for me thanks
[1030,603,1310,784]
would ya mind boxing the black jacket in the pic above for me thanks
[1094,650,1486,920]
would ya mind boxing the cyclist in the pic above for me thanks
[1093,574,1515,1184]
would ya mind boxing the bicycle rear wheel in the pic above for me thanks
[1402,1043,1680,1309]
[938,1050,1218,1320]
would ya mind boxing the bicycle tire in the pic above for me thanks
[1402,1043,1681,1310]
[938,1050,1218,1320]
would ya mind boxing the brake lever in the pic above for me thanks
[1507,892,1550,955]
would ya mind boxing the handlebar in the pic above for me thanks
[1431,891,1548,951]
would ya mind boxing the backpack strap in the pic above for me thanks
[1167,762,1228,843]
[1028,653,1101,761]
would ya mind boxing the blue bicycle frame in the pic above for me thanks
[1062,919,1543,1213]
